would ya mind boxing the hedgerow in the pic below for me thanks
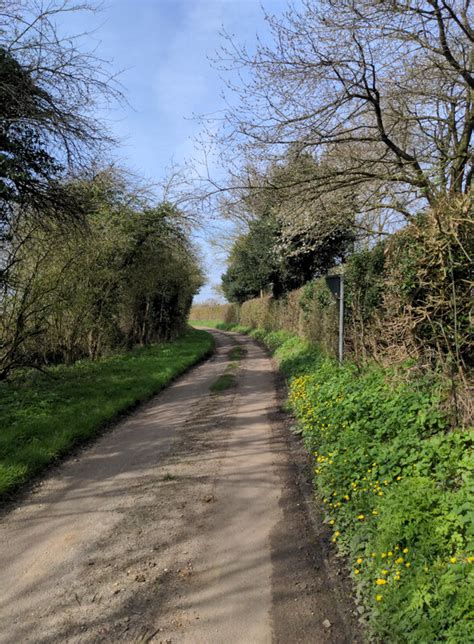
[220,323,474,642]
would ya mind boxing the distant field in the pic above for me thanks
[188,319,222,328]
[0,329,214,499]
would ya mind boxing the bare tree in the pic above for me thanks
[204,0,472,236]
[0,1,122,237]
[0,0,121,167]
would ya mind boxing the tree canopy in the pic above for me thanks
[200,0,472,245]
[221,152,355,303]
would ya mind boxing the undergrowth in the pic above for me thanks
[0,329,214,499]
[219,323,474,643]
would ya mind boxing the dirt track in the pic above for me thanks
[0,330,360,643]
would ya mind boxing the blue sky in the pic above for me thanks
[60,0,290,301]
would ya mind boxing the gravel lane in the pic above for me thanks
[0,330,360,643]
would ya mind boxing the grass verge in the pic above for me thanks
[229,345,246,361]
[210,373,236,392]
[0,329,214,499]
[219,323,473,643]
[210,343,245,392]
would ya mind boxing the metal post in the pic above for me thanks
[338,275,344,363]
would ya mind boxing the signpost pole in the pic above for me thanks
[325,273,344,363]
[338,275,344,363]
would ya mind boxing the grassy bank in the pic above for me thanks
[218,323,473,643]
[0,329,214,499]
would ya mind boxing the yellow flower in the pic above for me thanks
[381,553,386,559]
[375,594,383,602]
[395,557,404,564]
[467,556,474,564]
[329,519,335,525]
[371,553,377,558]
[450,557,457,564]
[388,551,393,557]
[356,558,363,565]
[403,548,409,554]
[334,530,340,537]
[357,514,365,520]
[354,569,360,575]
[376,579,387,585]
[372,510,379,516]
[405,562,411,568]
